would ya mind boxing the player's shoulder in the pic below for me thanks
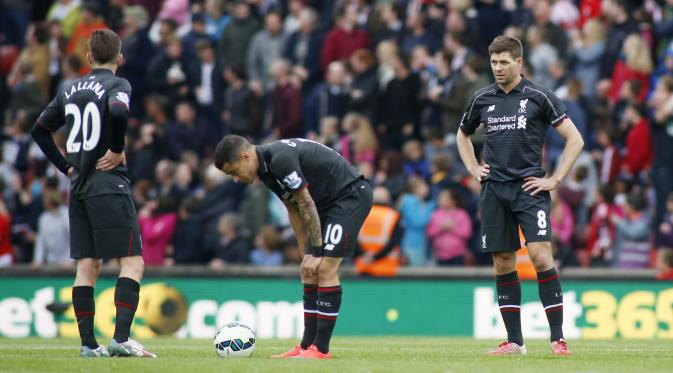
[470,83,498,102]
[521,78,558,100]
[108,75,132,91]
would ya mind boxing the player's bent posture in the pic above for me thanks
[456,36,584,355]
[214,135,373,359]
[31,29,155,358]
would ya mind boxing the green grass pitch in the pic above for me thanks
[1,337,671,373]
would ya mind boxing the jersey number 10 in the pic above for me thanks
[65,102,101,153]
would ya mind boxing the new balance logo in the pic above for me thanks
[482,235,487,249]
[324,244,335,251]
[537,230,547,236]
[487,105,495,112]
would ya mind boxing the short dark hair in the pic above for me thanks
[213,135,252,169]
[88,29,121,65]
[488,35,523,59]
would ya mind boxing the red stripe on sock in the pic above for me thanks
[538,274,559,283]
[500,308,521,313]
[75,311,95,316]
[318,286,341,293]
[304,312,317,318]
[318,314,337,320]
[115,301,136,311]
[545,306,563,313]
[496,280,520,287]
[304,287,318,293]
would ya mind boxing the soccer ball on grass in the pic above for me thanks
[214,321,256,358]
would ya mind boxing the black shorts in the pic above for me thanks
[307,179,373,258]
[480,180,552,253]
[70,193,142,260]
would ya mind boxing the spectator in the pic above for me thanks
[647,76,673,228]
[611,191,651,269]
[270,59,303,139]
[46,0,81,39]
[571,18,606,99]
[533,0,568,57]
[9,23,50,100]
[117,4,154,119]
[203,0,229,41]
[217,1,260,71]
[526,25,558,90]
[374,150,405,202]
[321,5,369,72]
[608,34,653,104]
[348,49,379,121]
[250,225,283,266]
[399,177,435,267]
[378,52,422,150]
[165,101,209,160]
[209,213,252,267]
[400,12,439,55]
[7,64,46,122]
[594,126,622,185]
[170,197,203,264]
[587,184,624,266]
[550,189,576,267]
[656,193,673,271]
[621,103,652,178]
[194,40,218,121]
[375,3,404,45]
[283,0,306,35]
[304,61,349,136]
[426,188,472,266]
[339,112,378,170]
[0,197,12,267]
[146,36,198,104]
[600,0,638,79]
[247,11,286,92]
[139,196,178,266]
[31,190,70,268]
[66,2,108,75]
[222,64,260,138]
[282,7,324,90]
[402,139,430,181]
[182,13,211,60]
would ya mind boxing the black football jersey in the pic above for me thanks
[36,68,132,198]
[255,139,363,212]
[459,77,569,182]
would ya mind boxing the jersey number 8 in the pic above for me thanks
[65,102,101,153]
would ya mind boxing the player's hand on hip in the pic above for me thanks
[96,150,124,171]
[301,255,322,278]
[522,176,560,195]
[470,164,490,182]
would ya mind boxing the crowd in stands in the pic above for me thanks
[1,0,673,276]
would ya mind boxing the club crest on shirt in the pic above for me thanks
[518,98,528,113]
[283,171,302,190]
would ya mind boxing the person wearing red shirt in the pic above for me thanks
[321,6,369,72]
[622,103,653,176]
[66,2,108,75]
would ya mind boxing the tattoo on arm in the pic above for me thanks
[294,189,322,247]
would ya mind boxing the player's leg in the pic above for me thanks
[481,182,526,355]
[297,180,372,359]
[514,187,570,355]
[70,197,109,357]
[83,193,155,357]
[271,255,318,358]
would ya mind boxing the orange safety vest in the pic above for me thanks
[516,227,537,280]
[355,204,400,277]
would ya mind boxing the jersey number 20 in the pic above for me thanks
[65,102,101,153]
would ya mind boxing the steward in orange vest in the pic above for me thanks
[355,187,403,276]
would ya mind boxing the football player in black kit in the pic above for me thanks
[31,29,155,358]
[457,36,584,355]
[214,135,373,359]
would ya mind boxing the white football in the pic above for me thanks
[214,321,256,358]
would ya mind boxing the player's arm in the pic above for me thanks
[30,96,72,176]
[291,187,323,254]
[283,200,309,254]
[96,80,131,171]
[523,117,584,195]
[456,91,490,181]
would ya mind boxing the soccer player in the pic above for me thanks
[456,36,584,355]
[214,135,373,359]
[31,29,155,358]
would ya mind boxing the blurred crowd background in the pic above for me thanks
[1,0,673,277]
